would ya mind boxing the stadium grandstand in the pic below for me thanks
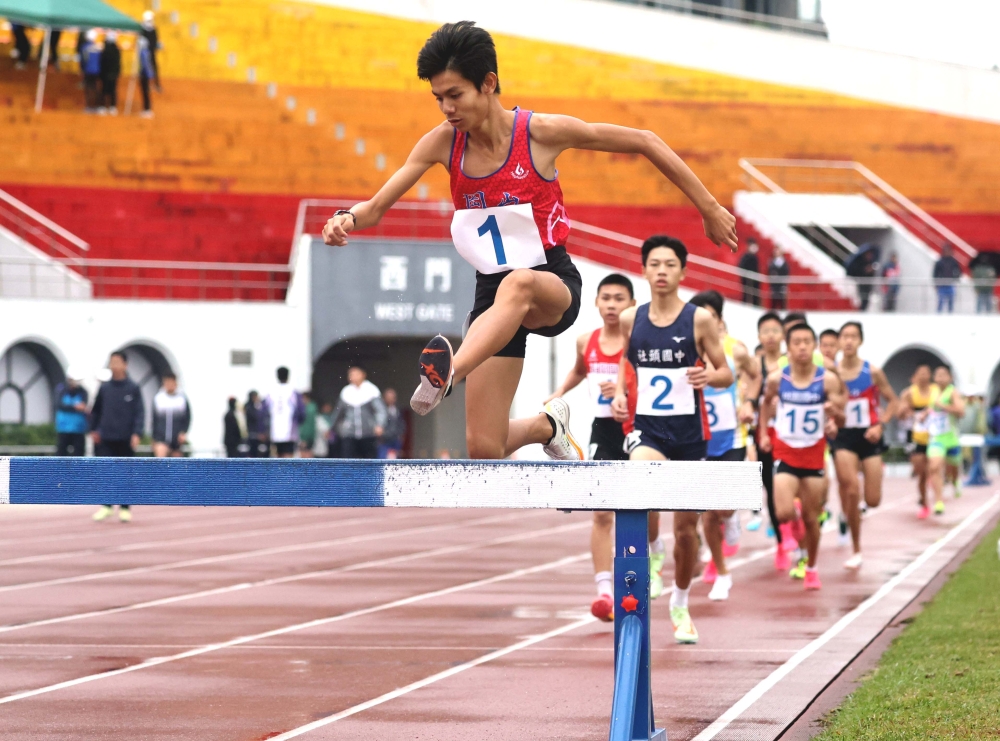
[2,1,1000,739]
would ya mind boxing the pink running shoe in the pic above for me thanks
[702,560,718,584]
[722,542,740,558]
[774,548,791,571]
[917,506,930,520]
[590,594,614,622]
[804,569,822,590]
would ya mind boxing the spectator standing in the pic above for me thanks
[737,239,761,306]
[378,388,406,459]
[151,374,190,458]
[48,29,61,69]
[972,259,996,314]
[137,36,156,118]
[331,367,387,459]
[98,31,121,115]
[223,397,243,458]
[313,402,334,458]
[90,351,144,522]
[881,251,901,312]
[81,30,102,112]
[140,11,163,91]
[244,390,269,457]
[933,243,962,313]
[767,245,790,310]
[54,370,89,456]
[298,391,318,458]
[847,246,878,311]
[265,366,305,458]
[987,394,1000,464]
[11,24,31,68]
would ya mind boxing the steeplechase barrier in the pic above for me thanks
[1,457,762,741]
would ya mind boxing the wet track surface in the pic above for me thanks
[1,479,996,740]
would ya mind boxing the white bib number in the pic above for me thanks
[705,392,737,433]
[845,398,871,429]
[636,367,695,417]
[451,204,546,275]
[927,410,948,437]
[776,402,824,448]
[588,372,617,419]
[913,411,929,434]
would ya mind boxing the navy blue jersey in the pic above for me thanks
[627,302,709,445]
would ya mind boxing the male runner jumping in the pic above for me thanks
[611,236,733,643]
[689,290,761,601]
[760,324,845,590]
[831,321,898,569]
[546,274,636,621]
[925,365,965,515]
[898,365,936,518]
[322,21,737,463]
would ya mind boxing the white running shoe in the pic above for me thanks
[410,335,454,416]
[724,511,741,548]
[843,552,863,570]
[708,573,732,601]
[541,398,583,461]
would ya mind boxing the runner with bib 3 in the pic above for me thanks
[320,21,737,467]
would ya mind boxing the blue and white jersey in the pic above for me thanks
[627,302,709,445]
[774,366,827,469]
[705,354,740,457]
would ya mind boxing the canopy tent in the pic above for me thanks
[0,0,142,112]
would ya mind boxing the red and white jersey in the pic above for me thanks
[585,329,622,419]
[842,360,881,429]
[773,366,827,469]
[449,107,570,249]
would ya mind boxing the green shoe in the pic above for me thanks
[934,500,945,515]
[670,606,698,644]
[649,551,665,599]
[92,505,113,522]
[789,558,807,580]
[818,508,831,526]
[953,482,962,499]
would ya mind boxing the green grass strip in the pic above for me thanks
[815,518,1000,740]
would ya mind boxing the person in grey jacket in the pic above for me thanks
[152,374,191,457]
[330,367,387,459]
[90,351,144,522]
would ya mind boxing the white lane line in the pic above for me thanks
[265,616,599,741]
[0,644,801,653]
[0,510,535,594]
[0,519,588,635]
[0,552,591,705]
[691,492,1000,741]
[0,510,430,567]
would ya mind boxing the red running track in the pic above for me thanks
[0,479,997,741]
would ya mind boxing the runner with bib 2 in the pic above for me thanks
[611,236,733,644]
[320,21,737,468]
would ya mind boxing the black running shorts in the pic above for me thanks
[589,417,628,461]
[775,460,825,478]
[468,245,583,359]
[831,428,886,460]
[708,447,747,463]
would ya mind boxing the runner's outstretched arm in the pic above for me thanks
[546,333,590,403]
[733,340,762,423]
[758,371,781,453]
[528,115,738,252]
[692,307,734,390]
[322,126,451,246]
[611,308,636,423]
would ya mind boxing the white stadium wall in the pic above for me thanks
[328,0,1000,123]
[0,298,310,455]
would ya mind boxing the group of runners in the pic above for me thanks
[323,21,968,646]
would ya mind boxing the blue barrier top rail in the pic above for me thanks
[0,458,762,511]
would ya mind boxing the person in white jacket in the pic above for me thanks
[265,366,305,458]
[330,367,387,459]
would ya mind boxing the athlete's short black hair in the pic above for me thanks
[934,364,952,375]
[839,321,864,340]
[819,328,840,342]
[110,350,127,363]
[597,273,634,298]
[689,290,725,319]
[417,21,501,94]
[641,235,687,267]
[276,366,290,383]
[757,311,783,330]
[161,373,177,381]
[783,311,807,327]
[786,322,816,343]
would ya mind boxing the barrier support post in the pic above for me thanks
[609,510,665,741]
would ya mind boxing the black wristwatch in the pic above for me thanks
[334,209,356,228]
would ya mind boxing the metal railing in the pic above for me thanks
[738,158,978,265]
[0,255,291,301]
[0,189,90,260]
[608,0,828,36]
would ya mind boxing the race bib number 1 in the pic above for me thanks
[451,204,547,275]
[636,367,696,417]
[845,398,871,429]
